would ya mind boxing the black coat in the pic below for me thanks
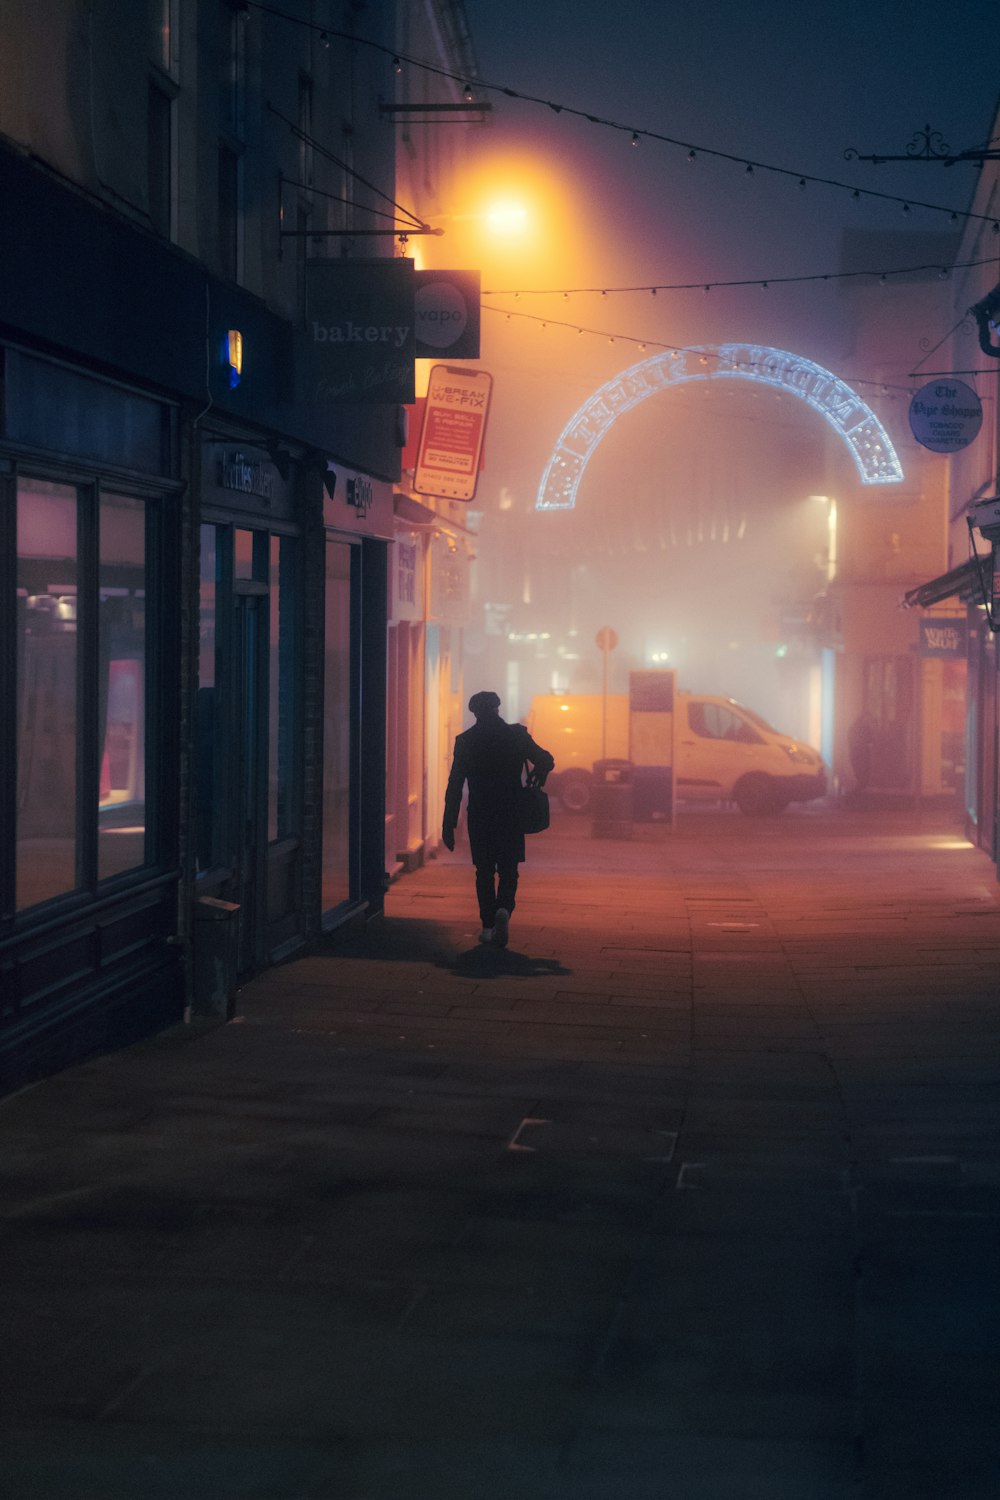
[443,716,555,865]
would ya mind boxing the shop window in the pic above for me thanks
[268,535,299,842]
[322,540,353,910]
[98,495,147,881]
[863,655,914,790]
[13,478,158,913]
[195,524,222,875]
[235,527,266,581]
[15,480,79,910]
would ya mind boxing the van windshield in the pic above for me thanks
[731,703,776,733]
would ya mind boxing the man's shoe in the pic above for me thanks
[479,927,495,944]
[493,909,509,948]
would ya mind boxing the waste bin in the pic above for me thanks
[192,896,239,1019]
[632,765,673,823]
[591,758,634,839]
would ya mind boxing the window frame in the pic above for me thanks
[2,464,174,928]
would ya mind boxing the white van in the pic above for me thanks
[527,692,827,815]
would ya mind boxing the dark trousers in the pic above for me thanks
[475,859,519,928]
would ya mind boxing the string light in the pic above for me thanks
[481,254,997,299]
[482,302,935,395]
[243,3,995,232]
[631,132,639,147]
[391,55,401,73]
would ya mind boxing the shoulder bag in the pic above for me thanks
[518,762,550,834]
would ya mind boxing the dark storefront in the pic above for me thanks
[0,143,397,1087]
[0,346,183,1078]
[904,557,995,858]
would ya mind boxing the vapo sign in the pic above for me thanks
[414,270,480,359]
[909,379,983,453]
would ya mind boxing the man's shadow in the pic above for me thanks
[440,946,573,979]
[321,918,571,980]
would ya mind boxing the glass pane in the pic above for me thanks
[98,494,147,881]
[16,479,79,910]
[322,540,352,910]
[234,528,255,580]
[269,535,298,842]
[195,525,220,874]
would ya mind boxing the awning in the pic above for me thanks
[393,492,476,534]
[902,555,989,610]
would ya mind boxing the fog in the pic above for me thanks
[445,0,997,747]
[469,348,840,743]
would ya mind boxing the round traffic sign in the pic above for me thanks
[595,627,619,651]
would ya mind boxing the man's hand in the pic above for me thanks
[442,828,455,852]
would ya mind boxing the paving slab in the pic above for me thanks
[1,808,999,1499]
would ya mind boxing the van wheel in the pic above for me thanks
[559,772,592,813]
[734,773,781,815]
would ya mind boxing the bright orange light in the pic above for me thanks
[485,200,529,233]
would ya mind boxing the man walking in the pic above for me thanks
[442,691,555,947]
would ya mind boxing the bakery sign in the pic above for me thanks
[305,258,415,403]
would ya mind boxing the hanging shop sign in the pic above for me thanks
[322,466,394,540]
[414,270,480,359]
[918,616,967,658]
[413,364,493,502]
[390,526,425,625]
[908,379,983,454]
[305,258,415,403]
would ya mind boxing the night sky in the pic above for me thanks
[447,1,998,719]
[454,0,999,381]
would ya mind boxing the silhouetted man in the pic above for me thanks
[442,691,555,947]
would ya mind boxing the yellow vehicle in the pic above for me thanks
[527,692,827,815]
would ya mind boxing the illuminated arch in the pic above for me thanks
[536,343,904,511]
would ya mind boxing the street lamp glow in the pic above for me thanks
[484,200,529,233]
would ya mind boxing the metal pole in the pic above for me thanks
[602,643,608,761]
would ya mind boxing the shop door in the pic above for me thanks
[233,585,269,973]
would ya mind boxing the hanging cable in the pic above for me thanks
[246,2,999,233]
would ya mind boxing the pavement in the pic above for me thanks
[1,805,999,1500]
